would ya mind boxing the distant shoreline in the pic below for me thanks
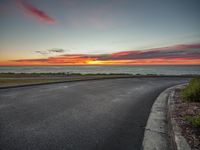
[0,64,200,67]
[0,72,199,77]
[0,65,199,76]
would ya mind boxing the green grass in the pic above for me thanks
[181,76,200,102]
[0,72,67,78]
[0,72,134,78]
[184,113,200,127]
[0,78,69,87]
[0,73,134,87]
[0,73,197,88]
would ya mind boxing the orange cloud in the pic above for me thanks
[1,43,200,66]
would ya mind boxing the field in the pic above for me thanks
[0,73,133,88]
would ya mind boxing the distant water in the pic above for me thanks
[0,65,199,75]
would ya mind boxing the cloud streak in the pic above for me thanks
[35,48,66,55]
[107,44,200,60]
[18,0,55,24]
[1,43,200,65]
[48,48,65,53]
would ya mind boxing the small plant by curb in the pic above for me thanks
[184,113,200,127]
[171,85,200,150]
[181,76,200,102]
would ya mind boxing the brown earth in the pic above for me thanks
[172,88,200,150]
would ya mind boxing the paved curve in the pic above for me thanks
[0,77,189,150]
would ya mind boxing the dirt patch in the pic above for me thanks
[172,88,200,150]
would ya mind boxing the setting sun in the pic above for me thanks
[86,60,104,65]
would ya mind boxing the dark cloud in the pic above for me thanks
[35,48,66,55]
[97,44,200,60]
[35,51,49,55]
[48,48,65,53]
[46,43,200,61]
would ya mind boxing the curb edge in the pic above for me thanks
[142,83,190,150]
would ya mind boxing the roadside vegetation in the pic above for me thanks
[184,113,200,127]
[0,73,133,87]
[171,77,200,149]
[181,76,200,102]
[0,72,132,78]
[0,73,198,88]
[180,76,200,130]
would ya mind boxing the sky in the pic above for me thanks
[0,0,200,65]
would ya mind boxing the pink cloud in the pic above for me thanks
[104,43,200,60]
[5,43,200,65]
[17,0,55,24]
[147,43,200,51]
[173,44,200,50]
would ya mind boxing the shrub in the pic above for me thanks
[181,76,200,102]
[184,113,200,127]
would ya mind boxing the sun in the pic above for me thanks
[86,60,104,65]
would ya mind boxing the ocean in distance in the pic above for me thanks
[0,65,199,75]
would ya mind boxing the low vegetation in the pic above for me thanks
[0,73,133,87]
[0,72,66,78]
[0,73,198,88]
[0,72,133,78]
[184,113,200,127]
[181,76,200,102]
[0,78,69,87]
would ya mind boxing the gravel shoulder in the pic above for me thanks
[170,86,200,150]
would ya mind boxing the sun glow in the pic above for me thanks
[1,43,200,66]
[86,60,104,65]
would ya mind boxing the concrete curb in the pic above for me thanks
[142,83,190,150]
[167,84,191,150]
[142,85,173,150]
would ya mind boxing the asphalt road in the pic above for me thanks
[0,77,189,150]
